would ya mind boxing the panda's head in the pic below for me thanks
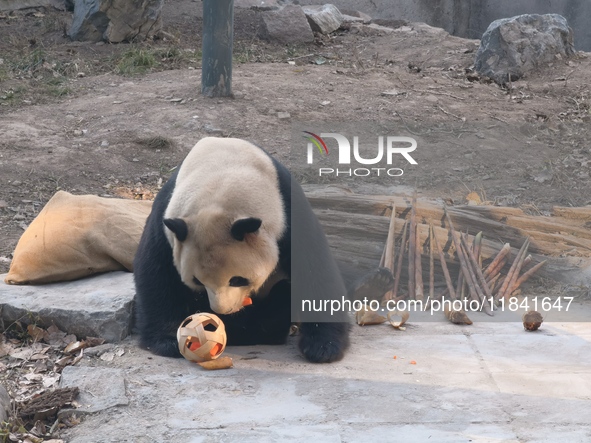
[163,207,280,315]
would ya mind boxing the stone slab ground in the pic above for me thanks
[1,271,590,441]
[59,318,591,442]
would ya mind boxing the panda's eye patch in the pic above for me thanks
[193,276,203,286]
[229,276,249,287]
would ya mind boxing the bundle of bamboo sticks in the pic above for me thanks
[378,196,547,316]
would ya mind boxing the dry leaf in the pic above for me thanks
[115,347,125,357]
[465,191,482,205]
[83,337,105,347]
[0,342,13,358]
[27,325,48,342]
[42,374,60,388]
[54,356,73,367]
[9,348,36,360]
[71,349,84,366]
[64,341,85,355]
[387,310,410,330]
[355,308,387,326]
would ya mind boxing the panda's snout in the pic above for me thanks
[205,287,244,315]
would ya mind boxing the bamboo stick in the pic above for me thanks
[429,221,435,301]
[415,219,424,302]
[408,194,417,300]
[461,232,494,313]
[431,224,456,300]
[483,243,511,279]
[495,238,530,300]
[392,220,408,300]
[443,207,480,303]
[509,260,547,295]
[384,205,396,272]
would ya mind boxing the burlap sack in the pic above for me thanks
[4,191,153,285]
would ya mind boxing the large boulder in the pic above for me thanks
[475,14,575,85]
[69,0,163,43]
[302,4,343,35]
[259,5,315,44]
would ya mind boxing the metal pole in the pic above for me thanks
[201,0,234,97]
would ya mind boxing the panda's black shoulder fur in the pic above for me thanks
[134,141,350,363]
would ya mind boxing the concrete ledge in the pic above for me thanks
[0,272,135,342]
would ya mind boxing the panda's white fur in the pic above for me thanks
[163,137,286,314]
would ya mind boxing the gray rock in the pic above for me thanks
[475,14,575,85]
[59,366,128,415]
[302,4,343,34]
[259,5,315,44]
[349,23,395,36]
[234,0,279,11]
[340,9,371,24]
[0,0,65,11]
[341,14,365,24]
[68,0,163,43]
[0,385,10,423]
[0,271,135,342]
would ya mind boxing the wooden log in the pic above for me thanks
[552,206,591,221]
[306,190,591,256]
[311,194,591,283]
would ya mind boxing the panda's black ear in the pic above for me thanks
[163,218,189,242]
[231,217,262,241]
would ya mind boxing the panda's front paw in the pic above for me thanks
[298,322,350,363]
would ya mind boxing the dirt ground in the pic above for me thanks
[1,1,591,275]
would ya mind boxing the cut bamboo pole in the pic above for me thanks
[461,232,494,313]
[483,243,511,279]
[384,205,396,272]
[443,207,480,303]
[496,238,530,300]
[408,194,417,300]
[381,205,397,303]
[509,260,547,295]
[431,224,456,300]
[415,218,424,302]
[485,256,508,284]
[429,221,435,301]
[473,231,483,268]
[445,206,492,315]
[392,220,408,300]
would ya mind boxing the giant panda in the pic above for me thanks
[133,137,357,363]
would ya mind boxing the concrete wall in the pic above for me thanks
[296,0,591,51]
